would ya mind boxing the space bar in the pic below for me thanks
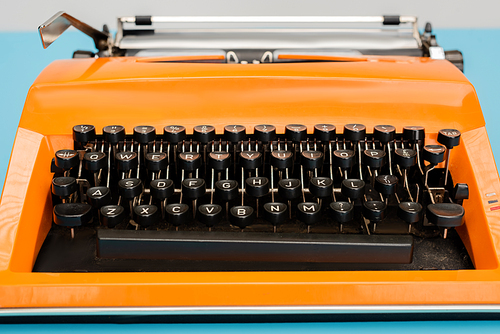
[97,229,413,264]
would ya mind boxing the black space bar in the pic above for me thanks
[97,229,413,264]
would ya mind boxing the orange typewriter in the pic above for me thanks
[1,12,500,322]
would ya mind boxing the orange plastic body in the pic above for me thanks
[1,56,500,309]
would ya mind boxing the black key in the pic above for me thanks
[263,202,288,226]
[182,178,206,199]
[341,179,365,199]
[403,126,425,141]
[397,202,423,224]
[215,180,239,201]
[229,206,255,229]
[313,124,336,142]
[240,151,263,170]
[254,124,276,143]
[285,124,307,142]
[208,152,231,170]
[333,149,355,169]
[165,203,191,226]
[84,152,107,172]
[55,149,79,170]
[52,177,77,198]
[270,150,293,169]
[309,177,333,198]
[296,202,321,225]
[452,183,469,203]
[118,178,142,199]
[133,125,156,144]
[193,125,216,143]
[178,152,202,171]
[301,151,324,170]
[50,158,65,174]
[224,125,246,143]
[145,152,168,171]
[363,149,386,169]
[344,124,366,142]
[278,179,302,200]
[245,177,269,198]
[438,129,461,149]
[363,201,387,221]
[53,203,92,227]
[426,203,465,227]
[87,186,111,208]
[103,125,125,144]
[423,145,446,165]
[394,148,417,168]
[115,151,138,171]
[330,201,354,223]
[133,204,160,227]
[150,179,175,200]
[100,205,126,228]
[163,125,186,144]
[73,124,95,144]
[375,174,398,196]
[374,125,396,143]
[198,204,223,227]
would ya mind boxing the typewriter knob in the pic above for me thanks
[403,126,425,141]
[240,151,262,170]
[245,177,269,198]
[208,152,231,170]
[278,179,302,200]
[103,125,125,144]
[330,201,354,223]
[301,151,324,170]
[52,176,77,198]
[87,186,112,209]
[374,125,396,143]
[363,201,387,222]
[53,203,92,227]
[73,124,96,144]
[394,148,417,168]
[165,203,191,226]
[438,129,461,149]
[118,178,143,199]
[309,177,333,198]
[229,206,255,229]
[150,179,175,200]
[84,152,107,172]
[254,124,276,143]
[344,124,366,142]
[193,125,216,144]
[375,174,398,196]
[270,150,293,170]
[263,202,288,226]
[224,125,246,143]
[145,152,168,171]
[397,202,423,224]
[215,180,239,201]
[115,151,138,171]
[133,204,160,228]
[198,204,223,228]
[285,124,307,142]
[423,145,446,165]
[452,183,469,205]
[341,179,365,200]
[163,125,186,144]
[55,149,79,170]
[296,202,321,226]
[426,203,465,228]
[182,178,206,199]
[363,149,386,169]
[333,149,355,169]
[313,124,336,142]
[178,152,202,171]
[133,126,156,144]
[100,205,126,228]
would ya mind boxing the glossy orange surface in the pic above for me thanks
[1,56,500,309]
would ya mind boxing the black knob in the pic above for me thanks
[375,174,398,196]
[452,183,469,202]
[344,124,366,142]
[341,179,365,199]
[423,145,446,165]
[254,124,276,143]
[437,129,461,149]
[150,179,175,200]
[394,148,417,168]
[87,186,111,208]
[224,125,246,143]
[374,125,396,143]
[100,205,126,228]
[165,203,191,226]
[198,204,223,228]
[278,179,302,200]
[240,151,262,170]
[182,178,206,199]
[53,203,92,227]
[313,124,336,142]
[215,180,239,201]
[285,124,307,142]
[296,202,321,225]
[301,151,324,170]
[333,150,355,169]
[426,203,465,228]
[178,152,202,171]
[145,152,168,171]
[208,151,231,170]
[118,178,142,199]
[103,125,125,144]
[163,125,186,144]
[55,149,79,170]
[193,125,216,143]
[115,151,138,171]
[363,149,386,169]
[397,202,423,224]
[133,204,160,227]
[133,126,156,144]
[363,201,387,221]
[309,177,333,198]
[263,202,288,226]
[73,124,96,144]
[330,201,354,223]
[403,126,425,141]
[245,177,269,198]
[270,150,293,169]
[84,152,107,172]
[229,206,255,229]
[52,177,77,198]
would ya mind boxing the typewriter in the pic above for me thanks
[1,11,499,322]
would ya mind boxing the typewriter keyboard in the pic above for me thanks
[34,124,473,272]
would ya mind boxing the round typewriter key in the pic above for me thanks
[229,206,255,229]
[309,177,333,198]
[301,151,324,170]
[53,203,92,227]
[145,152,168,171]
[133,125,156,144]
[103,125,125,144]
[341,179,365,199]
[55,149,79,170]
[165,203,191,226]
[254,124,276,143]
[224,125,246,143]
[73,124,96,144]
[198,204,223,228]
[100,205,126,228]
[163,125,186,144]
[150,179,175,200]
[426,203,465,228]
[270,150,293,169]
[423,145,446,165]
[208,151,231,170]
[263,202,288,226]
[403,126,425,141]
[87,186,111,208]
[245,177,269,198]
[118,178,143,199]
[314,124,336,142]
[452,183,469,202]
[363,149,386,169]
[215,180,239,201]
[333,149,355,169]
[344,124,366,142]
[363,201,387,221]
[239,151,262,170]
[193,125,216,143]
[438,129,461,148]
[182,178,206,199]
[330,201,354,223]
[178,152,202,171]
[52,176,77,198]
[374,125,396,143]
[375,174,398,196]
[395,148,417,168]
[285,124,307,142]
[84,152,107,172]
[133,204,160,227]
[296,202,321,225]
[397,202,423,224]
[278,179,302,200]
[115,151,138,171]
